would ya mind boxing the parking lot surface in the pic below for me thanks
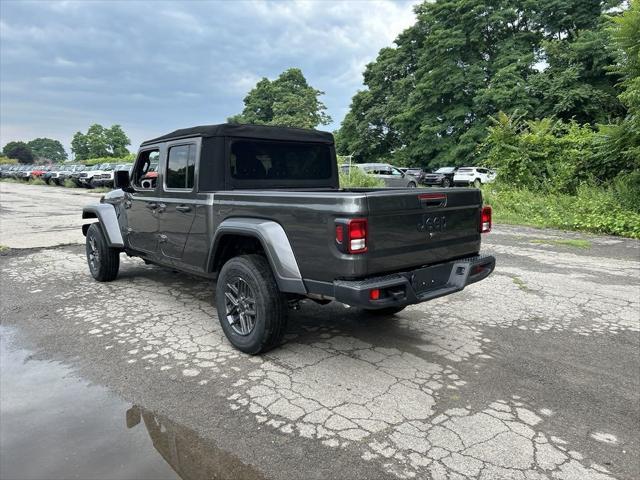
[1,182,639,480]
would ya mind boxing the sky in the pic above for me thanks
[0,0,419,156]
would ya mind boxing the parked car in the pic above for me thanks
[69,165,90,186]
[404,167,432,185]
[30,166,48,180]
[453,167,497,187]
[43,165,60,184]
[93,164,133,188]
[55,164,85,185]
[77,163,115,188]
[18,165,36,180]
[340,163,419,188]
[422,167,458,187]
[0,165,18,178]
[82,123,495,354]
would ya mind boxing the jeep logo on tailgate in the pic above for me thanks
[418,215,447,237]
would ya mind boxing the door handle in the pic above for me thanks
[176,205,192,213]
[146,202,158,210]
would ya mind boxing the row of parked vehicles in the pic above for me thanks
[2,161,494,190]
[0,163,134,188]
[340,163,496,188]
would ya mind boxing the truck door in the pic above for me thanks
[157,142,197,260]
[127,148,161,254]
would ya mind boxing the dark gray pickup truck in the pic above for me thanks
[82,124,495,353]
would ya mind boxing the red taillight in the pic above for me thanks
[335,218,368,254]
[369,289,380,300]
[480,206,492,233]
[347,218,368,253]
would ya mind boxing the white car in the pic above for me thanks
[78,163,115,188]
[453,167,496,187]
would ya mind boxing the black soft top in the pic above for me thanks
[141,123,334,146]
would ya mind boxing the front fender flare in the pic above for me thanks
[212,218,306,295]
[82,204,124,248]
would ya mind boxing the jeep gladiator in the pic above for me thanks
[82,124,495,353]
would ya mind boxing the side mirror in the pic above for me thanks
[114,170,134,192]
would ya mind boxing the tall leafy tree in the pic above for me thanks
[229,68,331,129]
[337,0,623,167]
[71,124,131,160]
[27,138,67,162]
[592,0,640,174]
[3,141,34,164]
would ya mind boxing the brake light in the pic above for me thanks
[347,218,368,253]
[335,218,368,254]
[480,206,492,233]
[369,289,380,300]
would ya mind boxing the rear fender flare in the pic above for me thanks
[82,204,124,248]
[211,218,306,295]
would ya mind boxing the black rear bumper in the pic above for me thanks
[313,255,495,309]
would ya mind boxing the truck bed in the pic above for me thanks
[212,187,483,283]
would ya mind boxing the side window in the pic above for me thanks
[166,144,195,190]
[391,167,403,176]
[133,149,160,190]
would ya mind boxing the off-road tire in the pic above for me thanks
[216,255,287,354]
[442,178,451,188]
[86,223,120,282]
[407,182,417,188]
[365,306,407,316]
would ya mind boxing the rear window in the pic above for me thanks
[230,140,332,182]
[457,168,473,172]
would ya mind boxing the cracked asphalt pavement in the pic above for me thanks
[1,182,639,480]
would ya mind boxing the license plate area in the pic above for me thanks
[410,263,452,294]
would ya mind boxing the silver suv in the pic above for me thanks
[340,163,418,188]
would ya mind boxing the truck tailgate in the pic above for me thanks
[365,188,482,275]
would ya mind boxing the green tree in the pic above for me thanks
[530,22,625,124]
[599,0,640,172]
[336,0,623,167]
[71,124,131,160]
[3,141,34,164]
[27,138,67,162]
[106,125,131,157]
[229,68,331,129]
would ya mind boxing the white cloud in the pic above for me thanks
[0,0,419,151]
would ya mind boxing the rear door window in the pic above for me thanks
[166,144,195,190]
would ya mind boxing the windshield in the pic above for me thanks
[230,140,332,183]
[435,167,454,174]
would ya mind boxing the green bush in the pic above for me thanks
[482,182,640,238]
[339,166,385,188]
[30,177,46,185]
[63,179,77,188]
[82,154,135,166]
[482,113,598,194]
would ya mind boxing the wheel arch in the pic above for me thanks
[82,204,124,248]
[208,218,306,295]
